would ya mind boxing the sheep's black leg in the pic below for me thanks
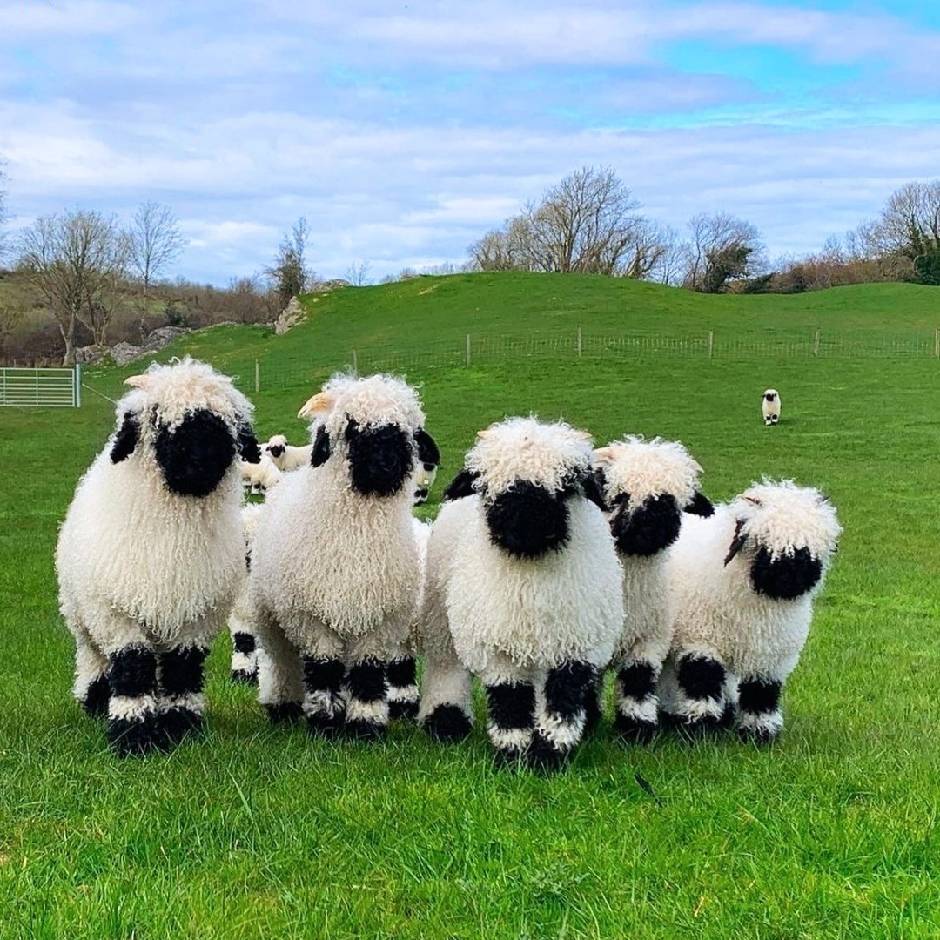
[73,631,110,718]
[736,676,783,744]
[485,681,535,765]
[344,658,389,740]
[230,631,258,684]
[158,645,208,747]
[528,661,597,772]
[669,651,727,737]
[583,673,603,735]
[302,657,346,738]
[386,656,419,721]
[106,646,162,757]
[613,659,659,743]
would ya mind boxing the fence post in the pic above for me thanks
[74,363,82,407]
[254,359,260,394]
[935,328,939,359]
[577,326,582,359]
[707,331,714,360]
[814,329,820,357]
[466,334,471,367]
[352,349,359,374]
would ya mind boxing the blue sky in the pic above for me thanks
[1,0,938,283]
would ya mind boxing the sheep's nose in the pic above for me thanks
[749,546,822,599]
[485,482,570,559]
[154,409,235,497]
[610,494,681,557]
[346,422,413,497]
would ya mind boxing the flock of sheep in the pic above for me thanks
[55,358,838,770]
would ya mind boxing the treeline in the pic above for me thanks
[468,167,940,293]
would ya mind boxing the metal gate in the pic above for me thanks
[0,366,81,407]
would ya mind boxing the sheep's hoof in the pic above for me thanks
[492,747,527,770]
[525,732,570,774]
[159,707,204,747]
[423,704,473,743]
[583,696,602,735]
[389,699,419,721]
[306,711,345,739]
[613,713,658,744]
[265,702,303,724]
[343,719,386,741]
[718,702,737,729]
[737,726,779,746]
[230,669,258,685]
[667,713,723,740]
[80,676,111,719]
[107,716,165,757]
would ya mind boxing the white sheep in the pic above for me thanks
[417,417,623,771]
[56,357,260,756]
[228,502,265,683]
[659,480,841,742]
[592,436,712,741]
[250,373,438,739]
[241,452,281,494]
[762,388,781,426]
[264,433,312,472]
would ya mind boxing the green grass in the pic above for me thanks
[2,274,939,938]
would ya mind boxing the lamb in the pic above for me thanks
[250,373,439,740]
[228,502,265,683]
[264,433,312,472]
[412,433,440,505]
[762,388,781,426]
[56,357,260,756]
[417,417,623,771]
[241,452,281,494]
[659,480,840,742]
[592,437,713,742]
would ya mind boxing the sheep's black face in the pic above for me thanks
[610,493,682,557]
[268,444,285,458]
[154,408,236,497]
[485,481,571,559]
[749,546,822,599]
[345,418,414,497]
[764,392,777,402]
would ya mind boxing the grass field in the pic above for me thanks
[1,273,939,938]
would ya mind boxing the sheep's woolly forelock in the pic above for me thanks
[313,373,425,439]
[267,434,287,449]
[733,481,841,560]
[120,356,253,431]
[597,436,701,508]
[466,417,593,496]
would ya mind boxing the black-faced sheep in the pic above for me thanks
[417,418,623,771]
[263,434,312,472]
[249,374,438,740]
[592,437,713,742]
[229,502,264,683]
[659,481,841,742]
[241,452,281,494]
[56,357,260,756]
[762,389,781,426]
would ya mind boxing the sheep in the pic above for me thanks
[659,481,841,742]
[241,452,281,494]
[417,417,623,771]
[56,357,260,756]
[591,437,713,742]
[762,388,781,426]
[264,433,312,472]
[228,502,265,683]
[249,373,439,740]
[412,432,440,505]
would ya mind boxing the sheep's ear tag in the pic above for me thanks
[124,374,150,389]
[298,391,333,420]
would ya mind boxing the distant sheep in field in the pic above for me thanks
[56,357,260,756]
[263,434,312,472]
[592,437,713,742]
[762,389,781,426]
[250,373,438,740]
[229,502,265,684]
[241,453,281,494]
[417,417,623,771]
[412,431,441,505]
[659,481,841,743]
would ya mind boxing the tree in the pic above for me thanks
[682,213,764,292]
[0,161,8,262]
[866,181,940,261]
[268,217,311,309]
[346,260,371,286]
[19,210,128,362]
[128,201,185,291]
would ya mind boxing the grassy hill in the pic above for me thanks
[1,274,939,938]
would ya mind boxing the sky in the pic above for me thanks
[1,0,939,284]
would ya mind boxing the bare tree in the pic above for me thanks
[19,210,128,362]
[0,161,8,262]
[268,217,312,309]
[682,213,764,292]
[128,201,185,292]
[345,260,371,286]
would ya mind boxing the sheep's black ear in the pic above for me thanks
[110,412,140,463]
[581,467,609,511]
[311,425,331,467]
[237,423,261,464]
[723,519,748,566]
[443,467,480,501]
[686,491,714,517]
[414,428,440,468]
